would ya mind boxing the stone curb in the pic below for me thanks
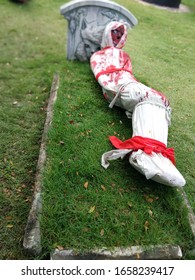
[51,245,182,260]
[23,73,59,256]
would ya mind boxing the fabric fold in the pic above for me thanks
[109,135,175,165]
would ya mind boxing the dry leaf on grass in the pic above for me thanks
[6,224,13,228]
[144,220,149,232]
[148,209,153,217]
[5,216,12,221]
[144,194,159,203]
[56,245,64,250]
[84,181,89,189]
[127,202,133,208]
[88,206,96,213]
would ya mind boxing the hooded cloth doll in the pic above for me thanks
[90,21,185,188]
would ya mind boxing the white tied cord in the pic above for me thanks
[109,81,134,109]
[108,81,146,109]
[108,81,172,125]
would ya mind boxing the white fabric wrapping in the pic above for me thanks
[132,102,169,145]
[102,149,130,169]
[90,21,186,188]
[101,104,186,187]
[130,150,186,187]
[102,102,186,187]
[129,102,186,187]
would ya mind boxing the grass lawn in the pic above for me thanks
[0,0,66,259]
[0,0,194,259]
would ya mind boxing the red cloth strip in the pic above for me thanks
[109,135,175,165]
[95,68,132,80]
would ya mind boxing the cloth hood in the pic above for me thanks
[101,21,129,49]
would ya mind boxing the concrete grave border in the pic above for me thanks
[23,74,59,256]
[23,73,195,259]
[51,245,183,260]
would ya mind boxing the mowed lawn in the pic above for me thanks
[0,0,194,259]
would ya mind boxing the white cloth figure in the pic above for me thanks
[90,21,185,187]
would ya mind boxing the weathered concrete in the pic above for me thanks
[51,245,182,260]
[179,189,195,239]
[23,74,59,256]
[60,0,138,61]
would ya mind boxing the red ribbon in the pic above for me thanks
[95,68,132,80]
[109,135,175,165]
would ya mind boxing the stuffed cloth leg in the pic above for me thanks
[129,102,185,187]
[102,102,186,188]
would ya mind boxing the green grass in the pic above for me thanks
[0,0,194,259]
[40,62,194,258]
[0,0,67,259]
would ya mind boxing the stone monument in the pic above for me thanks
[60,0,138,61]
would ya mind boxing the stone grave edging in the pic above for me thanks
[23,73,195,259]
